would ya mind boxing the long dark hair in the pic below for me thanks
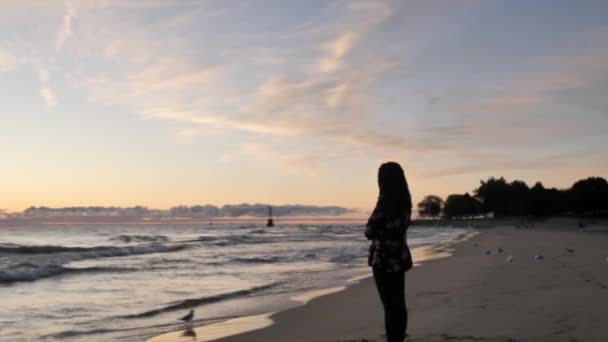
[376,162,412,217]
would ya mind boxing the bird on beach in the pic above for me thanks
[534,254,544,261]
[179,310,194,324]
[566,248,575,254]
[485,250,492,255]
[506,255,514,263]
[497,248,504,253]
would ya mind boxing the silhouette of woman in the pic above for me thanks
[365,162,413,342]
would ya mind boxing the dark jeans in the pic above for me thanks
[373,268,407,342]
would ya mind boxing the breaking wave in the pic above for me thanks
[0,243,190,283]
[109,235,170,243]
[0,243,188,257]
[0,264,134,283]
[126,282,282,318]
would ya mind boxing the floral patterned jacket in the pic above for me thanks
[365,207,412,272]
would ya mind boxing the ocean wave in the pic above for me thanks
[327,245,367,264]
[248,229,267,234]
[0,264,134,283]
[211,235,276,246]
[195,236,218,242]
[126,282,282,318]
[46,314,241,340]
[206,252,320,267]
[228,256,284,264]
[329,254,360,264]
[109,235,169,243]
[0,243,188,257]
[0,244,97,254]
[49,328,116,339]
[0,243,190,283]
[190,231,352,247]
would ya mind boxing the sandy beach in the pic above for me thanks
[151,219,608,342]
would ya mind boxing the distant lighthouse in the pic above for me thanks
[266,206,274,227]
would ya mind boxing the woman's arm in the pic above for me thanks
[365,208,385,240]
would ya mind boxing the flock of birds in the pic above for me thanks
[478,244,608,263]
[474,243,585,263]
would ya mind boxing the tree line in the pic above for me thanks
[18,203,351,218]
[417,176,608,219]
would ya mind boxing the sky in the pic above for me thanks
[1,0,607,213]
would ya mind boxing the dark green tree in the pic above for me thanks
[524,183,570,216]
[474,177,511,216]
[525,182,550,216]
[443,193,479,219]
[508,180,530,215]
[570,177,608,215]
[417,195,444,218]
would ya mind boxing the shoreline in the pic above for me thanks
[150,218,608,342]
[147,229,479,342]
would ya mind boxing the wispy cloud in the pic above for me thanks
[37,67,57,107]
[0,49,17,72]
[244,142,325,176]
[40,87,57,107]
[39,68,49,83]
[78,0,476,180]
[82,1,412,158]
[26,0,608,181]
[56,2,76,49]
[317,32,358,73]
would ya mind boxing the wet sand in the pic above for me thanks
[150,219,608,342]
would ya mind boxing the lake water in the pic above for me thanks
[0,223,469,341]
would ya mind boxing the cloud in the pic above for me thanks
[325,83,349,108]
[85,53,409,153]
[317,32,358,73]
[40,87,57,107]
[38,67,57,107]
[39,68,49,83]
[426,34,608,165]
[56,2,76,49]
[0,49,17,72]
[86,56,222,111]
[78,0,605,180]
[244,142,326,176]
[423,146,603,178]
[74,0,423,173]
[448,36,608,117]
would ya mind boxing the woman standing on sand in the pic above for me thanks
[365,162,413,342]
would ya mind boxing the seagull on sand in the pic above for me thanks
[506,255,514,263]
[534,254,544,261]
[179,310,194,324]
[497,248,504,253]
[566,248,575,254]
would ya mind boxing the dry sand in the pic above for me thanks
[151,219,608,342]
